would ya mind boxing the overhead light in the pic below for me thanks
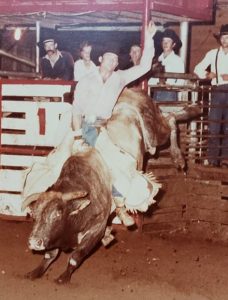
[14,28,22,41]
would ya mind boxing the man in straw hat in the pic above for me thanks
[194,24,228,168]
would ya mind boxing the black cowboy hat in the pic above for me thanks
[160,29,182,50]
[214,24,228,38]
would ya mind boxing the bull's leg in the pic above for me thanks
[55,227,105,284]
[101,226,115,247]
[25,248,59,280]
[167,115,185,169]
[55,249,86,284]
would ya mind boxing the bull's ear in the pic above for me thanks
[21,193,41,211]
[69,199,90,216]
[62,191,88,202]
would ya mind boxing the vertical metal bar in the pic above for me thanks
[36,21,40,73]
[188,89,198,162]
[179,21,189,71]
[141,0,150,92]
[0,79,2,168]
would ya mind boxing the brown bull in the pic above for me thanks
[22,87,200,284]
[106,87,200,171]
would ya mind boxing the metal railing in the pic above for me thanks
[148,73,228,167]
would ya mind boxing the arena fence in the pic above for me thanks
[148,81,228,171]
[0,79,73,217]
[145,81,228,240]
[0,78,228,220]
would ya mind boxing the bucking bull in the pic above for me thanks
[21,88,200,284]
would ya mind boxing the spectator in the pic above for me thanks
[39,38,74,80]
[194,24,228,168]
[129,44,142,67]
[148,29,185,101]
[125,44,143,88]
[74,41,96,81]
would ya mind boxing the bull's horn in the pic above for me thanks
[69,199,91,216]
[62,191,88,202]
[21,193,41,211]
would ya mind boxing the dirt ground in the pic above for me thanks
[0,219,228,300]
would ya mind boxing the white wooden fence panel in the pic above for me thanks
[0,154,46,167]
[2,118,26,129]
[2,84,71,99]
[2,134,56,146]
[0,193,25,216]
[1,101,72,147]
[1,96,73,217]
[0,170,25,192]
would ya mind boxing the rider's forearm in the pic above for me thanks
[72,112,82,131]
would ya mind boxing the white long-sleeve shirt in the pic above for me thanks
[73,37,155,120]
[194,47,228,86]
[148,51,185,86]
[74,59,96,81]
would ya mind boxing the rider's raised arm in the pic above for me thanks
[119,21,157,86]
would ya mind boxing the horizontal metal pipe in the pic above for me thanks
[0,49,36,68]
[150,72,199,80]
[0,70,40,78]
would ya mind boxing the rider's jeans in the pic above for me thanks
[81,119,98,147]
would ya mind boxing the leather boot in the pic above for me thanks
[114,197,135,227]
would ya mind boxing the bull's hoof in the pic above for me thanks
[102,226,115,247]
[172,157,185,170]
[170,149,185,170]
[25,269,43,280]
[54,274,71,285]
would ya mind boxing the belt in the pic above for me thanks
[83,115,96,123]
[82,115,107,127]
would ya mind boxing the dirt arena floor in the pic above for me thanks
[0,219,228,300]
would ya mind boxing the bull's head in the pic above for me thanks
[23,190,91,251]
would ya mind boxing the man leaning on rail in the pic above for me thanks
[194,24,228,168]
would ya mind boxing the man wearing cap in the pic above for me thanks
[72,21,157,227]
[40,38,74,80]
[148,29,185,101]
[194,24,228,168]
